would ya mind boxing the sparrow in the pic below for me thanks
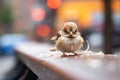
[51,22,84,57]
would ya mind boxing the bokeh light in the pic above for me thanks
[57,1,104,28]
[47,0,61,9]
[36,24,51,37]
[31,8,46,21]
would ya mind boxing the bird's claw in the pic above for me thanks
[73,52,80,56]
[61,53,67,57]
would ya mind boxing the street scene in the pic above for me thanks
[0,0,120,80]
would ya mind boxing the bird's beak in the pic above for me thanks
[69,32,74,38]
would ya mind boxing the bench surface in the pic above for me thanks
[15,42,120,80]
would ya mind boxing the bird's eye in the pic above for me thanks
[73,30,77,33]
[64,30,69,33]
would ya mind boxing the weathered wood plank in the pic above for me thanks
[15,42,120,80]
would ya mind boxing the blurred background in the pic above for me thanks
[0,0,120,79]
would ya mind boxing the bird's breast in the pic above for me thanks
[56,36,84,52]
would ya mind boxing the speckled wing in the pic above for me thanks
[51,31,61,41]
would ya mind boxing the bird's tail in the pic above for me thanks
[50,47,57,51]
[85,40,89,51]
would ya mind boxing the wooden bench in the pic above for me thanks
[15,41,120,80]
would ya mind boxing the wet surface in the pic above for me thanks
[15,42,120,80]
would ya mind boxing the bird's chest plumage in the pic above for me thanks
[56,36,83,52]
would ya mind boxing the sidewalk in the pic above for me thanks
[0,56,16,80]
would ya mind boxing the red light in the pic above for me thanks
[47,0,61,9]
[36,24,51,37]
[31,8,46,21]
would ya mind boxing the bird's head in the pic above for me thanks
[62,22,80,39]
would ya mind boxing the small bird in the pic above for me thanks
[51,21,84,57]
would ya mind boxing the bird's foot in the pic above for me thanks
[73,52,80,56]
[61,53,67,57]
